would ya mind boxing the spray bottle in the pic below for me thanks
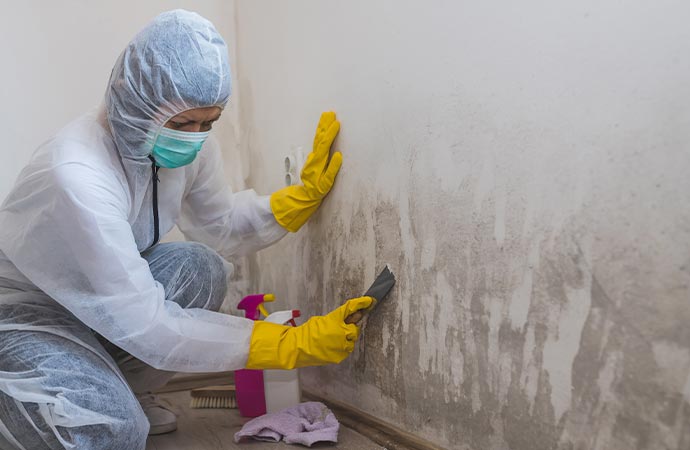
[263,309,302,413]
[234,294,275,417]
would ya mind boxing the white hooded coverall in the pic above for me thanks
[0,9,286,449]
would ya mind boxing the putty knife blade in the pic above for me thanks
[345,266,396,324]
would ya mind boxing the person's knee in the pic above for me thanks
[183,242,228,311]
[147,241,228,310]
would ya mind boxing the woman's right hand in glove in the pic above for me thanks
[245,296,374,370]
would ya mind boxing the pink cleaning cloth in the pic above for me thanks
[234,401,339,447]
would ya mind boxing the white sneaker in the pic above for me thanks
[137,393,178,435]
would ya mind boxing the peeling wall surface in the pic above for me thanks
[230,1,690,449]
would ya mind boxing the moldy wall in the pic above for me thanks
[229,1,690,448]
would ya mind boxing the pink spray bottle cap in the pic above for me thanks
[237,294,275,320]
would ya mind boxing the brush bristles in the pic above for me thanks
[189,385,237,409]
[189,396,237,409]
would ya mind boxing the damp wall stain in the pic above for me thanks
[232,2,690,448]
[248,139,690,449]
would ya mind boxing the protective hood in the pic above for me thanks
[105,9,231,161]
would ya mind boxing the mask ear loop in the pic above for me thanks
[148,121,166,158]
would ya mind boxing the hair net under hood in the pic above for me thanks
[106,9,231,213]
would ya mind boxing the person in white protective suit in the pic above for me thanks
[0,10,373,450]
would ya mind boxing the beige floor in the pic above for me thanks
[145,391,384,450]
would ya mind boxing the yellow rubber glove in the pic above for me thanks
[245,296,374,370]
[270,112,343,232]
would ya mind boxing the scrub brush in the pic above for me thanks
[189,385,237,409]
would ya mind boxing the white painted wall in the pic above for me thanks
[0,1,239,199]
[232,1,690,449]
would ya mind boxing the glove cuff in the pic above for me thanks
[270,186,321,232]
[246,321,296,370]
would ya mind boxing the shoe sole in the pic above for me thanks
[148,422,178,436]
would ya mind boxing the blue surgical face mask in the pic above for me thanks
[150,127,210,168]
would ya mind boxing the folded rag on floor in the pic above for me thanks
[234,401,339,447]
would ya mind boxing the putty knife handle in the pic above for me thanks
[344,310,364,325]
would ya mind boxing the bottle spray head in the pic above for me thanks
[237,294,275,321]
[289,310,301,327]
[258,294,275,318]
[264,309,301,327]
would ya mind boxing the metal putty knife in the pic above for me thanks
[345,266,396,324]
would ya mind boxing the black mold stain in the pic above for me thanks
[276,169,689,450]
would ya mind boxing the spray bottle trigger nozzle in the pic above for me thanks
[288,310,301,327]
